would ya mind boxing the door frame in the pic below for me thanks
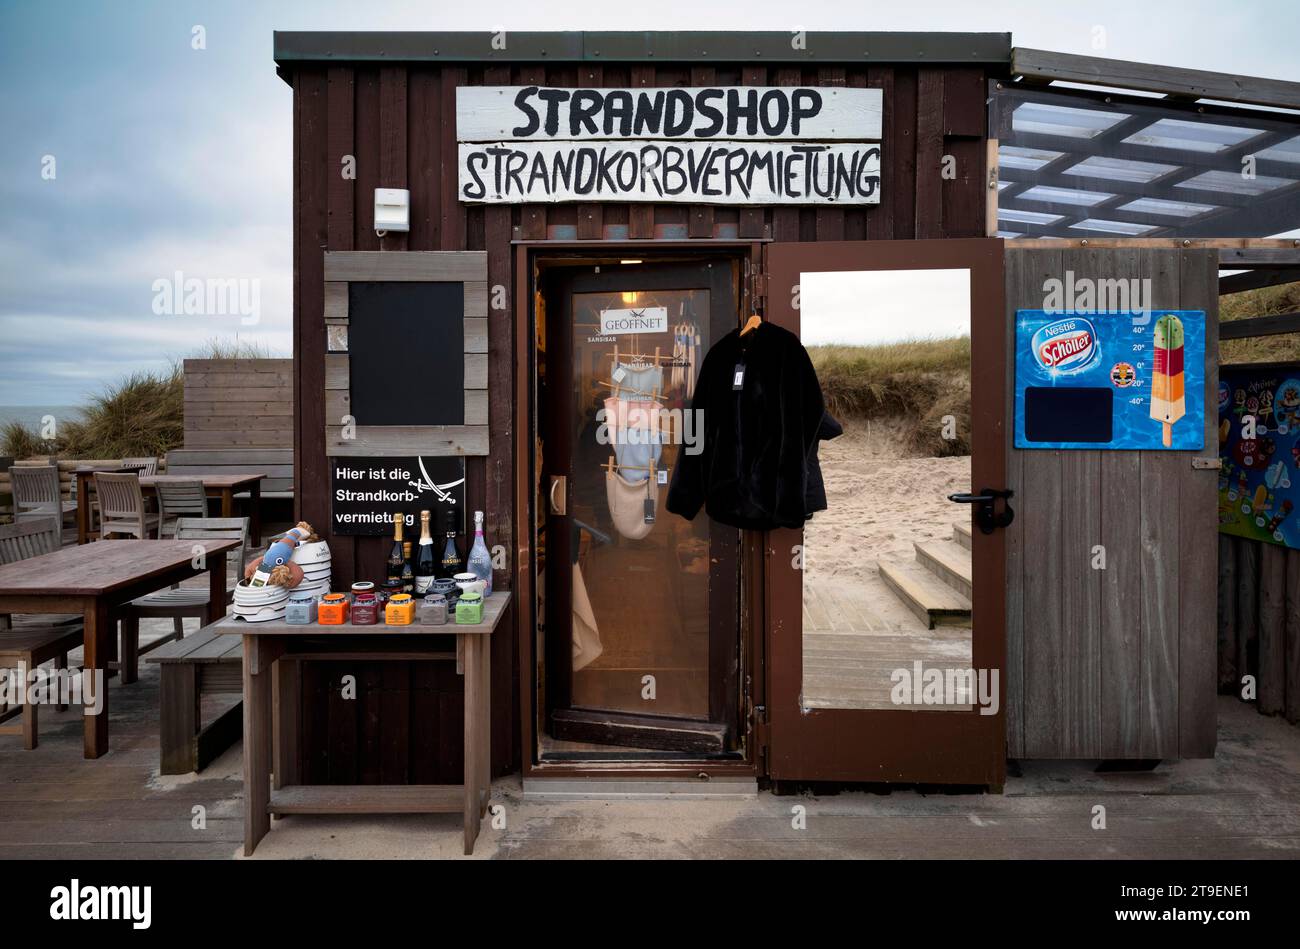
[514,240,768,779]
[763,238,1008,788]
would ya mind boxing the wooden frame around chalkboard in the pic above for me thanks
[321,251,488,456]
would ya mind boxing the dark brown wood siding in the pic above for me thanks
[289,61,990,780]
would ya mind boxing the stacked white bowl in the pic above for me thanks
[292,540,332,597]
[231,580,290,623]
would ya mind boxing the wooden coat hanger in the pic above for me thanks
[740,313,762,336]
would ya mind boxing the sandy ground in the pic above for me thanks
[805,418,972,583]
[801,419,971,632]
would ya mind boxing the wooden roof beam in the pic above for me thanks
[1012,47,1300,112]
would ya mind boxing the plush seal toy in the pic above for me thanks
[245,522,319,588]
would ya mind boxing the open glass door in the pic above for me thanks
[764,239,1008,787]
[536,257,742,757]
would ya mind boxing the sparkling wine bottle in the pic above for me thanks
[467,510,492,596]
[414,510,437,594]
[440,509,464,579]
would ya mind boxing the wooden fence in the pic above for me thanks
[1218,534,1300,724]
[183,358,293,450]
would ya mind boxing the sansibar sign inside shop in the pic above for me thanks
[457,86,883,205]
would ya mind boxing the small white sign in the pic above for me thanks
[459,140,881,206]
[600,306,669,336]
[457,86,882,142]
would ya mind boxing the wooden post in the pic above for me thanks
[1217,534,1238,692]
[1236,539,1259,693]
[1258,544,1287,715]
[1286,549,1300,725]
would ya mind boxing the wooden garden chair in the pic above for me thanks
[0,518,85,748]
[9,465,75,531]
[155,479,208,538]
[94,471,160,539]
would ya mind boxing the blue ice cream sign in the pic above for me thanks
[1014,309,1205,450]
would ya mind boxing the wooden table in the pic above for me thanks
[73,469,266,545]
[0,539,238,758]
[140,474,266,546]
[216,591,509,856]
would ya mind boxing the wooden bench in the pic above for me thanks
[145,624,243,774]
[0,625,85,749]
[164,448,294,501]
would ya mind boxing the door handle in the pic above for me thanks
[549,475,567,515]
[948,488,1015,535]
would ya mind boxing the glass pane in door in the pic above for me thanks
[567,287,714,718]
[798,269,978,711]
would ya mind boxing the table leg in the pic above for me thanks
[76,472,90,545]
[242,635,274,856]
[463,633,482,855]
[206,549,227,624]
[249,482,262,547]
[479,635,490,819]
[81,600,110,759]
[273,658,300,792]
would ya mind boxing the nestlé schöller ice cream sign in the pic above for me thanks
[456,86,883,205]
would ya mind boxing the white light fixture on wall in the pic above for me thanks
[374,188,410,236]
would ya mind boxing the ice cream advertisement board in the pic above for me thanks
[1014,309,1205,450]
[1218,364,1300,551]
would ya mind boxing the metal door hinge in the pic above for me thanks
[750,702,770,759]
[1191,457,1221,470]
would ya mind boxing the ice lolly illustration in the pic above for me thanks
[1266,499,1294,533]
[1149,314,1185,447]
[1249,484,1268,513]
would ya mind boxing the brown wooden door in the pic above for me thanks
[764,238,1008,787]
[539,258,743,755]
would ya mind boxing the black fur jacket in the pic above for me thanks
[668,321,827,530]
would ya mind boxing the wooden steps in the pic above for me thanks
[875,526,975,629]
[878,560,973,630]
[913,539,973,600]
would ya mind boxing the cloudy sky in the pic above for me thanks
[2,0,1298,404]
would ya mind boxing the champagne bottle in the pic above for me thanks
[401,540,415,594]
[467,510,493,596]
[414,510,437,594]
[387,514,406,585]
[440,508,464,578]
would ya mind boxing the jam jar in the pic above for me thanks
[385,593,415,625]
[418,593,448,626]
[351,592,379,625]
[285,590,318,625]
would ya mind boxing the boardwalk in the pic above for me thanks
[802,578,973,709]
[1,623,1298,859]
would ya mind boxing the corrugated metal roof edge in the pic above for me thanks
[272,30,1014,71]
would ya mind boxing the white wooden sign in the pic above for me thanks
[600,306,669,336]
[459,140,882,205]
[457,86,882,141]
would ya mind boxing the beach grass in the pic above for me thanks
[1220,283,1300,365]
[809,336,971,456]
[2,337,277,460]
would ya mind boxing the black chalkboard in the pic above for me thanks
[1024,386,1113,443]
[348,281,465,426]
